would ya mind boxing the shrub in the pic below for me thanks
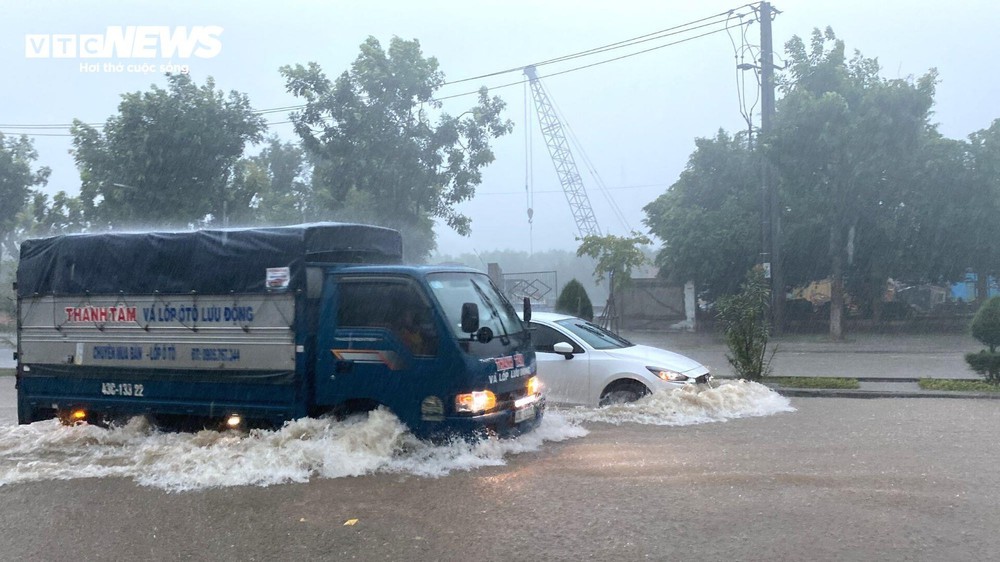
[965,296,1000,383]
[555,279,594,321]
[715,267,775,381]
[970,296,1000,352]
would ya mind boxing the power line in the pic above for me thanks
[479,182,672,195]
[442,4,759,86]
[0,5,755,137]
[432,21,748,102]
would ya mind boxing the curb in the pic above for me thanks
[768,386,1000,400]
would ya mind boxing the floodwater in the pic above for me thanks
[0,381,791,491]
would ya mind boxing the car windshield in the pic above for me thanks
[555,318,634,350]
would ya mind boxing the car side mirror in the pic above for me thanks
[553,341,574,359]
[461,302,480,334]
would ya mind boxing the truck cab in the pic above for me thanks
[315,266,542,438]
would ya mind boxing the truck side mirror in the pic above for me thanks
[523,297,532,323]
[461,302,480,333]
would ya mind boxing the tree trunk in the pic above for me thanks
[829,226,844,340]
[871,295,883,324]
[869,278,883,324]
[976,271,988,304]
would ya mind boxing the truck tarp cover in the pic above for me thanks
[17,223,402,296]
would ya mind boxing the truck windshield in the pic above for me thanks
[427,272,524,340]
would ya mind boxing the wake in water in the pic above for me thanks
[0,381,791,491]
[561,379,795,426]
[0,409,587,492]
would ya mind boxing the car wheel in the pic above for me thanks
[599,381,649,406]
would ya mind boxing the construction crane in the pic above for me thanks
[525,65,630,332]
[523,65,601,239]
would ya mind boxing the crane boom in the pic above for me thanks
[524,65,601,238]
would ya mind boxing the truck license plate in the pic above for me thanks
[514,404,535,424]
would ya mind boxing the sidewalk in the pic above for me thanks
[623,330,1000,399]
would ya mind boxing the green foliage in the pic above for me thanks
[962,121,1000,300]
[962,352,1000,384]
[643,130,758,301]
[576,232,651,295]
[770,28,937,337]
[767,377,859,389]
[919,378,1000,392]
[0,134,50,259]
[965,297,1000,384]
[716,268,775,381]
[248,137,316,224]
[71,73,267,228]
[555,279,594,321]
[970,296,1000,352]
[0,259,14,327]
[280,37,512,261]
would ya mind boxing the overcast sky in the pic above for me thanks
[3,1,998,256]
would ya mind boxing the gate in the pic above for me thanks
[499,270,558,311]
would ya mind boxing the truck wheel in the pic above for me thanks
[599,381,649,406]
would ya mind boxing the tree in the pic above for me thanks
[18,191,86,238]
[577,232,651,331]
[768,28,937,338]
[962,121,1000,302]
[643,130,759,301]
[280,36,513,262]
[71,73,267,228]
[716,267,775,381]
[555,279,594,321]
[0,134,50,261]
[248,137,316,225]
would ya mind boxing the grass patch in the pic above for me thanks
[918,379,1000,392]
[766,376,859,389]
[0,368,13,377]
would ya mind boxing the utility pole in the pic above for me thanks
[759,2,783,333]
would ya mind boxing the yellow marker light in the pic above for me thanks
[526,376,541,396]
[70,409,87,421]
[226,414,242,428]
[455,390,497,414]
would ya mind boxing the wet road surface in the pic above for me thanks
[0,397,998,561]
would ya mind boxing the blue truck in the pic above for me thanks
[14,223,544,437]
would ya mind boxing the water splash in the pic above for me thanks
[0,381,791,491]
[0,409,586,492]
[561,380,795,426]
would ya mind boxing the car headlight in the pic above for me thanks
[646,366,689,382]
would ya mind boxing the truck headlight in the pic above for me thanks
[526,376,541,396]
[455,390,496,414]
[647,366,688,382]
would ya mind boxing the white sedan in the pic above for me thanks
[525,311,712,406]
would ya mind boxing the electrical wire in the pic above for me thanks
[431,21,748,103]
[727,9,761,144]
[442,4,760,86]
[0,4,757,137]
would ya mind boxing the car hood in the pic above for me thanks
[603,344,708,375]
